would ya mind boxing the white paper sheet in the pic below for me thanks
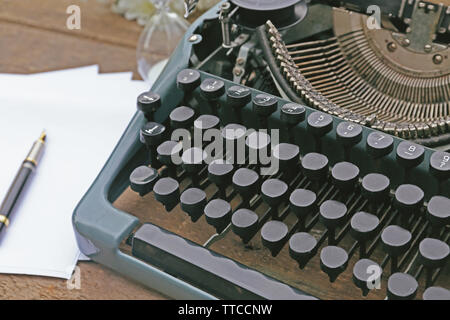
[0,66,149,278]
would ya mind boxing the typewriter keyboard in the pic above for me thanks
[120,69,449,300]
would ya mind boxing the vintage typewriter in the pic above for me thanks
[73,0,450,299]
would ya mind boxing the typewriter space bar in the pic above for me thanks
[132,223,315,300]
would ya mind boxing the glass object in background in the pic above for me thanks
[137,0,190,82]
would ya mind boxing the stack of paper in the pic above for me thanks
[0,66,150,279]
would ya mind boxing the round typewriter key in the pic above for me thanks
[170,106,195,129]
[387,272,418,300]
[157,140,183,166]
[331,162,359,192]
[200,78,225,101]
[366,132,394,159]
[231,208,259,243]
[177,69,201,93]
[232,168,259,203]
[280,103,306,126]
[319,200,347,229]
[129,166,159,196]
[423,287,450,300]
[394,184,424,215]
[361,173,390,203]
[222,123,247,141]
[396,141,425,169]
[272,143,300,171]
[261,220,289,256]
[429,151,450,181]
[289,189,317,220]
[352,259,381,296]
[140,122,166,147]
[301,153,329,182]
[427,196,450,226]
[320,246,349,282]
[180,188,207,222]
[418,238,449,269]
[381,225,412,257]
[307,112,333,138]
[252,94,278,117]
[137,91,161,118]
[261,179,288,208]
[350,212,379,242]
[289,232,317,269]
[194,114,220,132]
[204,199,232,233]
[336,122,362,147]
[153,177,180,211]
[208,159,234,187]
[227,85,251,108]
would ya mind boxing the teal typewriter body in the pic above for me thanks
[73,1,450,300]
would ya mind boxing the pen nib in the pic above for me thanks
[39,130,47,143]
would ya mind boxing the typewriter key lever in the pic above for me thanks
[137,91,161,121]
[140,122,166,168]
[129,166,159,197]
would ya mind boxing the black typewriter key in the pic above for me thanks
[222,123,247,162]
[208,159,234,198]
[289,189,317,228]
[281,103,306,126]
[232,168,259,206]
[231,208,259,243]
[352,259,381,296]
[319,200,347,245]
[246,131,271,165]
[170,106,195,130]
[320,246,349,282]
[204,199,232,233]
[381,225,412,273]
[176,69,201,93]
[181,147,207,186]
[180,188,207,222]
[281,103,306,142]
[429,151,450,194]
[252,94,278,129]
[350,212,379,257]
[194,114,220,133]
[387,272,418,300]
[366,131,394,160]
[153,177,180,211]
[307,112,333,152]
[129,166,159,196]
[331,162,359,194]
[137,91,161,120]
[261,179,288,218]
[200,78,225,116]
[396,141,424,182]
[423,287,450,300]
[227,85,251,123]
[157,140,182,177]
[336,122,362,161]
[427,196,450,235]
[289,232,317,269]
[394,184,424,227]
[261,220,289,256]
[272,143,300,173]
[140,122,166,168]
[418,238,449,286]
[361,173,390,207]
[301,153,329,188]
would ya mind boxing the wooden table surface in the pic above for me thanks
[0,0,449,300]
[0,0,165,300]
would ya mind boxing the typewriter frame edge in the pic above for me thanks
[72,4,223,300]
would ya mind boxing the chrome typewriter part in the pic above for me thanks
[258,1,450,147]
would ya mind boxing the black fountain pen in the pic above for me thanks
[0,131,46,235]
